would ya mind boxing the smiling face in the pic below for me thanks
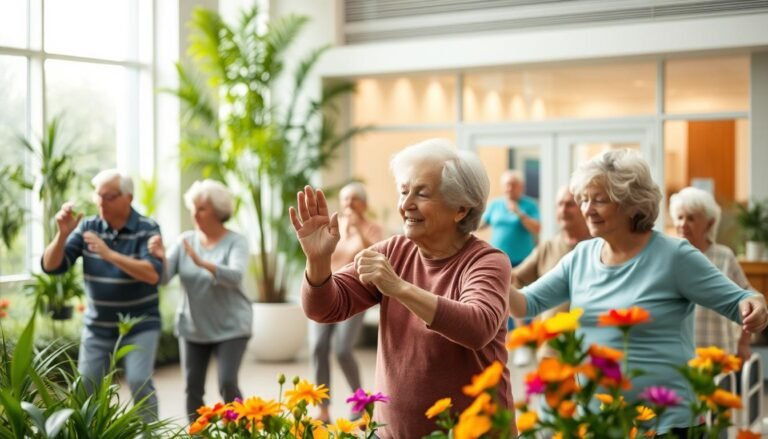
[673,208,713,250]
[397,161,467,251]
[93,177,132,227]
[578,182,631,240]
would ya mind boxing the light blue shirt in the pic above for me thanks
[523,231,755,433]
[162,230,252,343]
[482,195,540,265]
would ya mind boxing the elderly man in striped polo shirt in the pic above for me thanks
[42,169,164,422]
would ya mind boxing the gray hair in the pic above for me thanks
[501,169,524,184]
[341,182,368,204]
[669,187,721,243]
[570,149,661,233]
[390,138,489,234]
[91,169,134,195]
[184,179,235,222]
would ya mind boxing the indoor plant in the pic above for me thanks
[169,5,364,304]
[735,200,768,260]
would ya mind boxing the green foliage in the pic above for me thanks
[735,199,768,243]
[137,176,159,218]
[168,5,367,302]
[0,313,181,438]
[25,272,85,319]
[0,165,32,250]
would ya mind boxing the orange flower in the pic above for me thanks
[588,344,624,361]
[460,393,492,421]
[231,396,280,424]
[598,307,650,328]
[0,298,10,309]
[689,346,742,374]
[545,376,577,408]
[425,397,452,419]
[557,400,577,418]
[506,320,554,349]
[188,419,206,435]
[516,411,538,433]
[705,389,743,410]
[462,361,504,397]
[737,429,761,439]
[537,358,575,383]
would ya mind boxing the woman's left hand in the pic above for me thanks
[739,295,768,333]
[354,249,405,297]
[182,240,202,266]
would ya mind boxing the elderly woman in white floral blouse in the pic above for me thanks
[670,186,756,361]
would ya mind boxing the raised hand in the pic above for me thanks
[289,186,340,261]
[55,202,83,238]
[182,239,202,266]
[148,235,165,260]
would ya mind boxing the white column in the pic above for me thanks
[750,52,768,200]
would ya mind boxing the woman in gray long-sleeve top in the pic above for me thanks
[149,179,252,422]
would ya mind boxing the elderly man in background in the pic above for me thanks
[509,185,591,360]
[42,169,163,422]
[481,169,541,366]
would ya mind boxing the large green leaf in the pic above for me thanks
[11,314,36,396]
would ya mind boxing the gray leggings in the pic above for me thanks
[179,337,249,422]
[309,313,365,407]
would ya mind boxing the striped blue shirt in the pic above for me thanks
[43,208,163,337]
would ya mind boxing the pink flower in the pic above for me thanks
[346,388,390,413]
[224,409,238,421]
[640,386,683,407]
[525,374,545,396]
[590,356,622,381]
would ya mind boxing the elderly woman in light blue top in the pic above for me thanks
[149,179,252,422]
[509,150,768,437]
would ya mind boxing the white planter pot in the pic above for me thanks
[248,301,307,362]
[745,241,765,261]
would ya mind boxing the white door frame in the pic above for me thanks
[459,118,657,238]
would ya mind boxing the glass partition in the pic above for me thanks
[665,56,749,114]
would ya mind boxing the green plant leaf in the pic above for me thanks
[11,314,36,396]
[0,388,25,437]
[45,408,74,438]
[114,345,137,363]
[21,401,47,434]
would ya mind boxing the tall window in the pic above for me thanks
[0,0,154,278]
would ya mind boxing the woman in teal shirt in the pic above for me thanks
[509,149,768,436]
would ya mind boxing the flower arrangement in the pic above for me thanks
[425,306,760,438]
[189,376,389,438]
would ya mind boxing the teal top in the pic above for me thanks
[482,195,540,265]
[523,231,755,433]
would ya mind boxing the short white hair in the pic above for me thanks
[570,149,661,233]
[340,182,368,204]
[91,169,134,195]
[184,179,235,222]
[390,138,489,234]
[669,187,721,243]
[501,169,524,184]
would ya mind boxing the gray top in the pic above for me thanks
[162,230,252,342]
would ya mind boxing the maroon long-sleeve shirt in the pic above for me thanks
[302,235,513,438]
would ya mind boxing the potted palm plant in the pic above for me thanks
[736,200,768,260]
[168,6,366,360]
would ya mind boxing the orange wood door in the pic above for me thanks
[687,120,736,204]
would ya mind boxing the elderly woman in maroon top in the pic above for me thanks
[290,138,514,438]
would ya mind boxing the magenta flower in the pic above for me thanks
[224,410,238,421]
[640,386,683,407]
[525,375,545,396]
[346,388,390,413]
[590,356,622,381]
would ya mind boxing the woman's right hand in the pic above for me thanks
[289,186,340,261]
[148,235,165,260]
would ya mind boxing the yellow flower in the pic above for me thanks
[425,397,452,419]
[231,396,281,424]
[462,361,504,397]
[459,393,491,421]
[594,393,624,407]
[516,411,538,433]
[636,405,656,421]
[454,414,492,439]
[543,308,584,334]
[284,379,330,407]
[329,418,359,434]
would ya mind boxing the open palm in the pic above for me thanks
[289,186,340,260]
